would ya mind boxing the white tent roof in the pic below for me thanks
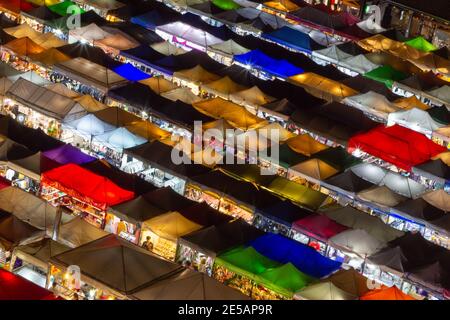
[64,113,116,137]
[350,163,387,185]
[387,108,443,135]
[340,54,380,74]
[343,91,400,120]
[357,185,406,207]
[93,127,147,152]
[161,87,203,104]
[312,46,352,65]
[308,29,341,47]
[356,18,386,34]
[156,22,223,48]
[6,78,86,121]
[427,86,450,105]
[150,41,187,56]
[294,282,357,300]
[330,229,385,257]
[207,40,250,57]
[237,8,288,31]
[229,86,275,108]
[69,23,112,43]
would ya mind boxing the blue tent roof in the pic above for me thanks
[234,49,303,78]
[112,63,151,81]
[249,233,341,278]
[262,26,323,54]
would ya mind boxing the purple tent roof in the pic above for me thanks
[43,144,96,165]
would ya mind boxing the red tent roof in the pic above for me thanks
[0,0,35,14]
[292,213,348,241]
[348,125,446,171]
[360,285,416,300]
[0,269,60,300]
[41,163,135,210]
[0,176,10,190]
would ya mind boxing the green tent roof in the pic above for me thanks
[215,246,280,279]
[255,263,314,298]
[363,65,408,88]
[48,0,85,17]
[212,0,240,10]
[404,36,437,52]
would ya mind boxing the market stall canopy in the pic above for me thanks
[119,44,166,67]
[234,49,304,79]
[407,260,450,293]
[57,216,108,248]
[363,65,408,88]
[412,159,450,186]
[45,83,80,99]
[285,134,328,157]
[4,37,45,57]
[0,139,34,163]
[156,21,224,48]
[0,77,13,97]
[427,105,450,125]
[387,108,443,135]
[347,125,447,171]
[94,33,140,55]
[339,54,380,75]
[409,53,450,76]
[151,41,187,56]
[130,8,179,31]
[48,0,85,16]
[7,151,60,181]
[6,77,86,121]
[69,22,112,43]
[249,233,341,278]
[229,86,275,108]
[0,211,44,251]
[342,75,397,100]
[343,91,401,120]
[237,9,288,34]
[111,63,151,82]
[42,144,96,165]
[133,268,250,300]
[330,229,385,257]
[394,96,430,111]
[324,170,374,195]
[109,195,167,226]
[357,186,406,208]
[149,50,223,75]
[179,219,264,258]
[207,39,249,57]
[292,214,348,242]
[421,189,450,212]
[288,158,339,181]
[201,75,248,97]
[257,122,295,142]
[177,202,233,227]
[161,87,203,104]
[143,211,204,242]
[404,36,437,53]
[0,186,61,230]
[93,107,141,127]
[92,127,147,152]
[427,86,450,105]
[144,187,196,212]
[4,23,41,40]
[41,163,135,210]
[139,76,177,94]
[173,65,220,85]
[189,1,227,16]
[0,269,59,300]
[53,57,128,93]
[288,73,358,101]
[295,282,357,300]
[193,97,265,130]
[322,206,404,243]
[125,120,170,141]
[312,45,352,65]
[64,113,116,138]
[215,246,280,279]
[292,6,357,30]
[51,235,182,296]
[393,198,447,223]
[360,285,416,300]
[29,48,71,67]
[262,26,323,54]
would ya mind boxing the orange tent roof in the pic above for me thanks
[4,37,45,57]
[360,285,416,300]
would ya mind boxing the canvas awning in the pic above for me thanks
[4,37,45,57]
[57,216,108,248]
[42,144,96,165]
[364,65,408,88]
[330,229,385,257]
[143,211,203,242]
[285,134,328,157]
[348,125,447,171]
[201,76,248,98]
[173,65,220,85]
[69,23,112,43]
[360,286,416,300]
[109,195,167,226]
[340,54,380,75]
[7,151,60,181]
[125,120,170,142]
[0,212,44,252]
[0,269,59,300]
[288,159,339,182]
[427,86,450,105]
[6,78,86,121]
[193,97,265,130]
[343,91,400,120]
[29,48,71,67]
[93,127,147,152]
[387,108,443,136]
[94,33,139,55]
[139,76,177,94]
[295,282,357,300]
[229,86,275,109]
[312,45,352,65]
[41,163,135,210]
[263,26,323,54]
[421,189,450,212]
[161,87,203,104]
[73,95,107,113]
[150,41,186,56]
[394,95,430,110]
[64,113,116,139]
[207,39,249,58]
[292,214,348,242]
[50,235,182,296]
[404,36,437,52]
[357,186,406,207]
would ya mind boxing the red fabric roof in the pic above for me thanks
[41,163,135,210]
[0,176,10,190]
[0,0,35,14]
[360,285,416,300]
[0,269,60,300]
[292,214,348,241]
[348,125,446,171]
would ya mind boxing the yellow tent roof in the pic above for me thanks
[151,41,186,56]
[139,76,177,94]
[258,122,295,142]
[45,83,80,98]
[144,211,203,241]
[289,73,358,99]
[4,37,45,56]
[202,76,248,97]
[25,0,61,5]
[357,35,404,53]
[264,0,300,12]
[173,65,220,84]
[394,95,430,110]
[409,53,450,76]
[286,134,329,156]
[193,97,265,130]
[389,43,428,60]
[94,33,139,54]
[421,189,450,211]
[33,32,66,49]
[230,86,275,107]
[189,146,223,167]
[29,47,71,66]
[432,152,450,166]
[357,186,406,207]
[289,159,339,180]
[4,24,41,41]
[125,120,170,141]
[73,95,108,112]
[161,87,203,104]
